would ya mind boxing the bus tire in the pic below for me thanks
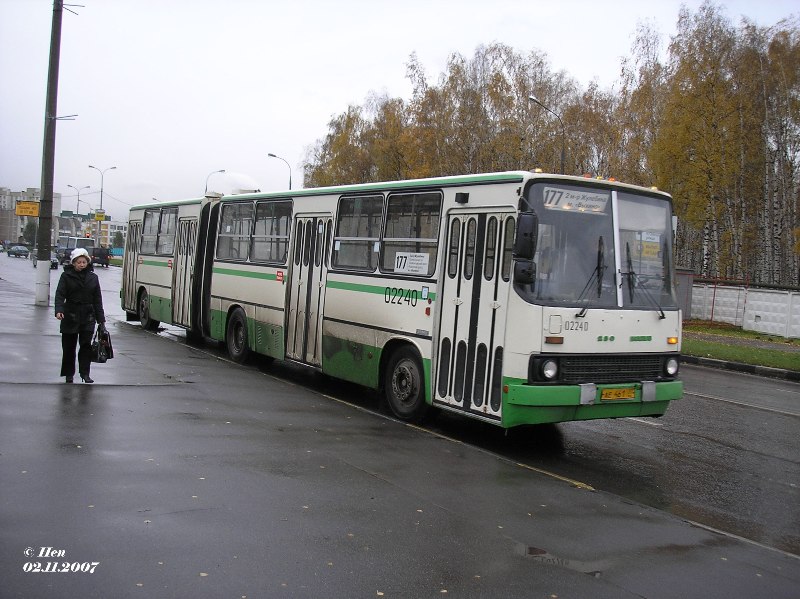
[226,308,250,364]
[384,346,428,422]
[138,289,160,331]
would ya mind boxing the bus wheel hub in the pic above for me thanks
[392,365,414,402]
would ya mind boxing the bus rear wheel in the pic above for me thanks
[138,289,160,331]
[226,308,250,364]
[384,346,428,422]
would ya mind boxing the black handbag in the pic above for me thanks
[91,328,114,363]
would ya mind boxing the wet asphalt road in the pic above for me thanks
[1,257,799,598]
[242,357,800,556]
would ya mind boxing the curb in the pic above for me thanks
[681,355,800,382]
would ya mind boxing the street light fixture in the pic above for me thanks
[528,95,566,175]
[267,153,292,190]
[88,165,116,246]
[205,169,226,194]
[67,184,90,214]
[88,165,117,211]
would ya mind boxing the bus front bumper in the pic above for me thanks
[501,379,683,427]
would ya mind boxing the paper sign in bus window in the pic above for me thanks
[395,252,430,275]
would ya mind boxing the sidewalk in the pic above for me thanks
[2,277,799,598]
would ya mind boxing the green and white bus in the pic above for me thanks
[121,171,682,427]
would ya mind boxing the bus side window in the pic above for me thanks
[447,219,461,279]
[324,219,332,267]
[251,201,291,264]
[140,210,159,254]
[464,218,477,280]
[501,217,515,282]
[315,219,324,267]
[156,208,178,255]
[332,195,383,271]
[294,221,304,266]
[380,192,441,276]
[303,222,312,266]
[217,202,254,261]
[484,217,498,281]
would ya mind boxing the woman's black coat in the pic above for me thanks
[54,264,106,334]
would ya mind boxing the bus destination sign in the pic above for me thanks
[542,187,608,214]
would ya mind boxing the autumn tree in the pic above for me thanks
[651,3,799,284]
[303,105,374,187]
[616,21,669,186]
[303,6,799,286]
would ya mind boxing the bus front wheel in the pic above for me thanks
[384,347,428,422]
[138,290,160,331]
[226,308,250,364]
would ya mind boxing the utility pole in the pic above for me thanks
[35,0,64,306]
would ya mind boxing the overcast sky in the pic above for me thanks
[0,0,795,221]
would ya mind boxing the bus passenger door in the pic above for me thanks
[121,222,141,313]
[172,218,197,327]
[286,215,331,366]
[434,211,514,421]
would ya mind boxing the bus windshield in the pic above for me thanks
[521,182,678,310]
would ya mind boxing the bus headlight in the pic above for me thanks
[664,357,679,376]
[541,359,559,381]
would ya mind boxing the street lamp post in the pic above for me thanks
[268,153,292,190]
[528,95,565,175]
[67,184,90,214]
[205,169,226,194]
[88,165,116,211]
[88,165,116,246]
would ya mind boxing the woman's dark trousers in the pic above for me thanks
[61,329,93,377]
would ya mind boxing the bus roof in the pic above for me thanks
[129,197,205,211]
[229,171,672,202]
[128,171,672,212]
[232,171,529,201]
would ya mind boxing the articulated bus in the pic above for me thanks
[121,171,682,427]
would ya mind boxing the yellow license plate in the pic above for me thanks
[600,387,636,400]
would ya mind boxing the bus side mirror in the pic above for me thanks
[514,259,536,286]
[514,212,538,260]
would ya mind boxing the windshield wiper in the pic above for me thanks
[621,242,665,319]
[576,236,607,318]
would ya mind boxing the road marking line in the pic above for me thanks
[685,391,800,417]
[627,417,664,427]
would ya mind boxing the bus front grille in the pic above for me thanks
[558,355,666,384]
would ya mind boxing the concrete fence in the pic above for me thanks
[691,283,800,339]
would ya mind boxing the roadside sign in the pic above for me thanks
[94,209,106,222]
[15,201,40,217]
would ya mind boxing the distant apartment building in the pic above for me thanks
[1,186,127,248]
[0,187,62,245]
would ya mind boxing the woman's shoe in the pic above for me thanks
[80,375,94,384]
[65,376,73,384]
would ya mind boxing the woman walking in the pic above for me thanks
[55,248,106,383]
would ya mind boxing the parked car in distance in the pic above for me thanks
[55,245,69,264]
[33,251,60,269]
[7,245,30,258]
[91,246,110,268]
